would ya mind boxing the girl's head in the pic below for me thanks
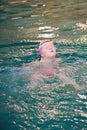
[39,40,56,58]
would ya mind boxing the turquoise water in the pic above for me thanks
[0,0,87,130]
[0,43,87,130]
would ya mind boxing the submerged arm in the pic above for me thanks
[55,69,81,90]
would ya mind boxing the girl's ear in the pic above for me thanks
[41,54,43,57]
[40,51,43,57]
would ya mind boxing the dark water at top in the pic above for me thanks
[0,0,87,44]
[0,1,87,130]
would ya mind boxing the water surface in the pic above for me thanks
[0,0,87,44]
[0,0,87,130]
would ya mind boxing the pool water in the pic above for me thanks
[0,42,87,130]
[0,0,87,130]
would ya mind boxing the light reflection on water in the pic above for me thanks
[0,0,87,44]
[0,0,87,130]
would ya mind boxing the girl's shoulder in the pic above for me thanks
[56,58,62,63]
[23,59,40,67]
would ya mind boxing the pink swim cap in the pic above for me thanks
[39,39,51,55]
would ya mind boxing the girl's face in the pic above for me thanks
[41,43,56,58]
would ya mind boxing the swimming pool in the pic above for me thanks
[0,0,87,130]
